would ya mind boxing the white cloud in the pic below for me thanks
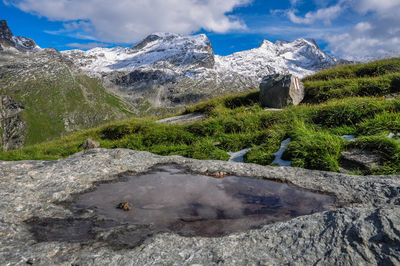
[326,0,400,60]
[4,0,251,43]
[287,4,343,25]
[66,42,113,50]
[354,22,372,32]
[278,0,400,61]
[355,0,400,15]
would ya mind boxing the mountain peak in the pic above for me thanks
[0,20,39,52]
[292,38,319,47]
[0,20,13,40]
[259,40,274,48]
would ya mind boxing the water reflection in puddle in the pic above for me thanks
[74,165,335,237]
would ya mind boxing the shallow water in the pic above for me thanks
[74,165,335,237]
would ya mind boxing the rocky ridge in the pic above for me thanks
[0,20,39,52]
[63,33,347,109]
[0,149,399,265]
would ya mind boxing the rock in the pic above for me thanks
[206,171,228,178]
[259,74,305,108]
[156,112,205,125]
[340,149,382,171]
[0,20,38,52]
[81,139,100,150]
[0,20,13,40]
[0,149,399,265]
[117,202,132,211]
[0,95,27,151]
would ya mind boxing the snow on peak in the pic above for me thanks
[63,33,345,86]
[215,38,342,80]
[63,32,214,74]
[0,20,40,52]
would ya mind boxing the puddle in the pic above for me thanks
[76,165,333,236]
[27,165,336,247]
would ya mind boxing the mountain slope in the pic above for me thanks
[63,33,346,111]
[1,59,400,175]
[0,22,132,151]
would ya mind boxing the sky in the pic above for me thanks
[1,0,400,61]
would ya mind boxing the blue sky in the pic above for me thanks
[1,0,400,60]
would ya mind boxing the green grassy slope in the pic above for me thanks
[303,58,400,103]
[1,58,400,175]
[0,51,133,147]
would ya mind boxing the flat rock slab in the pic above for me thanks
[156,112,205,125]
[0,149,400,265]
[341,149,382,171]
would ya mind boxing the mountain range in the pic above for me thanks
[0,20,346,150]
[63,32,346,108]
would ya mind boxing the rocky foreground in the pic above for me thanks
[0,149,399,265]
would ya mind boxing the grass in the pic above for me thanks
[2,58,400,175]
[0,61,132,147]
[303,58,400,103]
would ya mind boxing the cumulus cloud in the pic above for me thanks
[281,0,400,61]
[66,42,113,50]
[4,0,251,43]
[326,0,400,60]
[288,4,343,25]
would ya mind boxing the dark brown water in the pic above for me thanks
[74,165,335,237]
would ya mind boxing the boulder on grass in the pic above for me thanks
[259,74,304,108]
[82,139,100,150]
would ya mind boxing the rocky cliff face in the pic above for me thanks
[0,96,26,151]
[0,20,39,52]
[63,33,347,110]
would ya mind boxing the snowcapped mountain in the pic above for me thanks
[0,20,40,52]
[216,38,342,79]
[66,33,214,74]
[0,19,346,112]
[63,32,346,109]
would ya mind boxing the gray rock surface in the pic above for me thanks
[260,74,305,108]
[0,149,399,265]
[0,95,27,151]
[341,149,382,171]
[156,112,205,125]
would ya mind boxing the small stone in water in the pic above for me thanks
[117,202,132,211]
[207,171,227,178]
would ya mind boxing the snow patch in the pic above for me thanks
[265,108,283,111]
[228,148,252,163]
[272,138,292,166]
[342,135,357,141]
[388,132,400,142]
